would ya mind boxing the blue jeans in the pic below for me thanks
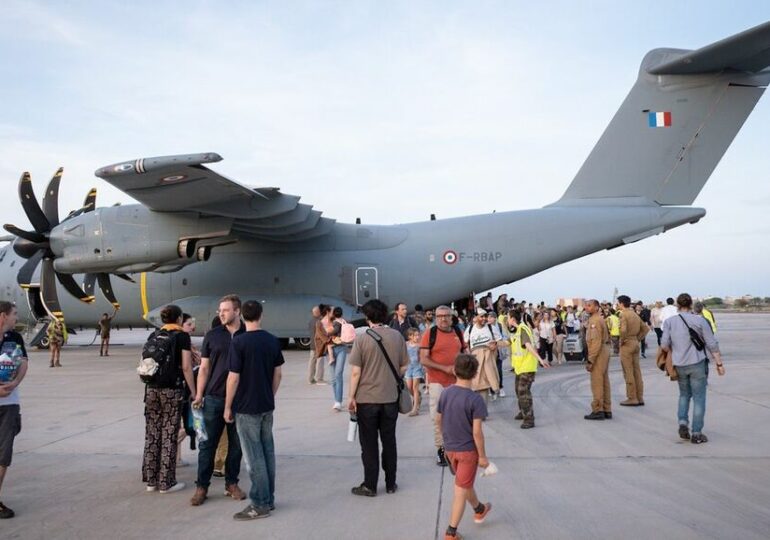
[676,360,708,434]
[196,396,242,489]
[236,411,276,509]
[331,345,348,403]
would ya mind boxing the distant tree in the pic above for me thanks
[734,298,750,308]
[751,297,764,306]
[764,297,770,305]
[703,297,723,306]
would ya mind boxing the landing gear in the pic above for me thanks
[294,337,312,350]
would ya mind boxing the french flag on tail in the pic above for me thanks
[648,111,672,128]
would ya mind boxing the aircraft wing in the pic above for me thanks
[95,153,336,242]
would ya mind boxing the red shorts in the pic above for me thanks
[446,450,479,489]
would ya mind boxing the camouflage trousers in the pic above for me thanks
[515,372,536,424]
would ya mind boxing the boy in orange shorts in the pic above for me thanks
[436,354,492,539]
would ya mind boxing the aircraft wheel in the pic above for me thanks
[564,352,580,362]
[294,337,311,350]
[38,335,50,350]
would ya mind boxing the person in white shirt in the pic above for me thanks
[537,312,556,364]
[464,309,503,405]
[660,297,678,324]
[650,301,664,345]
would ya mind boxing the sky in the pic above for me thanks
[0,1,768,304]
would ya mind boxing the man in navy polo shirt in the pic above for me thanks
[190,294,246,506]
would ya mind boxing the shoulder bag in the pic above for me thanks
[366,328,413,414]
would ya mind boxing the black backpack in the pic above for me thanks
[140,329,180,388]
[428,325,466,353]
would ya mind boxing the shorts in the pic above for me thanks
[405,364,425,380]
[0,404,22,467]
[446,449,479,489]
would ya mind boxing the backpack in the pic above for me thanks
[137,329,180,388]
[428,325,465,353]
[339,318,356,344]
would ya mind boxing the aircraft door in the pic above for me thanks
[355,266,378,306]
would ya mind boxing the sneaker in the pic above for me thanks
[491,393,498,402]
[332,402,342,411]
[678,425,691,440]
[386,483,398,494]
[473,502,492,524]
[498,389,506,398]
[351,484,377,497]
[190,487,208,506]
[0,502,14,519]
[604,412,613,419]
[520,422,535,429]
[233,504,270,521]
[146,485,158,492]
[212,470,225,478]
[514,412,524,420]
[691,433,708,444]
[159,482,186,494]
[436,447,449,467]
[584,412,605,421]
[407,409,419,417]
[225,484,247,500]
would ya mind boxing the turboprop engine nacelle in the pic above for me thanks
[49,204,234,274]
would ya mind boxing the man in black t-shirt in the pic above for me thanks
[0,302,28,519]
[225,300,284,521]
[190,295,247,506]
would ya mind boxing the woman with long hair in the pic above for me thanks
[537,311,556,364]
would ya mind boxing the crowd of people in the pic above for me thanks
[0,290,725,537]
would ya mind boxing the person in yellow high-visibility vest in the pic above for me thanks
[508,310,550,429]
[695,302,717,334]
[607,310,621,355]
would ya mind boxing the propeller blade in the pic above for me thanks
[16,250,44,288]
[114,273,135,283]
[83,273,97,297]
[18,172,50,233]
[83,188,97,213]
[97,273,120,310]
[40,258,63,321]
[3,224,46,244]
[42,167,63,227]
[56,271,95,303]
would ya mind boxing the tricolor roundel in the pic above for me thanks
[443,250,458,264]
[648,111,672,128]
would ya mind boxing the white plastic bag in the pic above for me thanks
[191,406,208,442]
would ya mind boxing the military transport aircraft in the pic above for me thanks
[1,21,769,341]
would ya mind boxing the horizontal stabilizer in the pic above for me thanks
[649,20,770,74]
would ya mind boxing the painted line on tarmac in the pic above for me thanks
[433,466,445,540]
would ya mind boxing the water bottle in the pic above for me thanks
[347,412,358,442]
[0,345,22,383]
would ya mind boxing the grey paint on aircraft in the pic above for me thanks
[2,21,769,337]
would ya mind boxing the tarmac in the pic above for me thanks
[3,312,770,540]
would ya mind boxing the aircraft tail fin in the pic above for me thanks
[555,21,770,207]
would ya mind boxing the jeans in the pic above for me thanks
[357,402,399,491]
[196,396,242,489]
[676,360,708,434]
[331,345,348,403]
[236,411,276,509]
